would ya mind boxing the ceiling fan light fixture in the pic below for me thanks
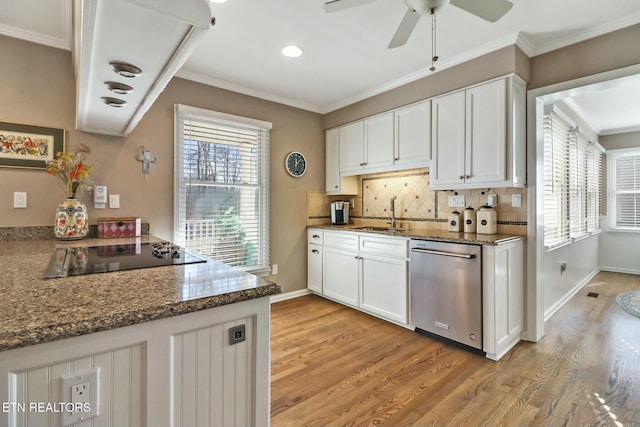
[282,45,303,58]
[405,0,450,16]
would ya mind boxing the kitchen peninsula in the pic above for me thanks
[0,233,280,427]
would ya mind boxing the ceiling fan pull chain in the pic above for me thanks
[430,8,438,71]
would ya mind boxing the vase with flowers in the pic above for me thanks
[45,144,93,239]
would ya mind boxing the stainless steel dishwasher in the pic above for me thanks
[410,239,483,352]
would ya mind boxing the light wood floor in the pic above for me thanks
[270,271,640,427]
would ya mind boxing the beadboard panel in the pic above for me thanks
[171,316,255,427]
[8,344,145,427]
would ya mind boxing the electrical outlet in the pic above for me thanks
[72,381,90,405]
[61,368,100,426]
[448,195,465,208]
[271,264,278,275]
[512,194,522,208]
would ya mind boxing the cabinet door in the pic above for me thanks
[465,79,507,185]
[339,121,365,173]
[364,112,394,171]
[431,91,466,188]
[323,247,359,307]
[394,101,431,169]
[307,243,323,293]
[360,253,408,324]
[326,128,340,193]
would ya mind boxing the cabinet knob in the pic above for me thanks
[466,175,471,179]
[459,175,464,180]
[312,249,319,254]
[334,185,338,189]
[394,157,399,161]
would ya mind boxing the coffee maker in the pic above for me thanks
[330,201,350,225]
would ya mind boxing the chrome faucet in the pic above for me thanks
[388,197,396,230]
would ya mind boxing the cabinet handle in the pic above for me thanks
[459,175,464,180]
[312,234,320,239]
[466,175,471,179]
[359,162,366,166]
[394,157,399,161]
[312,249,319,254]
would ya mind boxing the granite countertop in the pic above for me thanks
[0,236,281,351]
[310,225,525,245]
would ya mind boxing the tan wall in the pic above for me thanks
[0,35,324,294]
[528,24,640,90]
[600,131,640,150]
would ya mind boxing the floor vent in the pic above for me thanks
[587,292,599,298]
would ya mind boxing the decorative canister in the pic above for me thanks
[448,210,462,232]
[463,206,476,233]
[477,205,498,234]
[54,198,89,240]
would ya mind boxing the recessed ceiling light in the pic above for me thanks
[110,61,142,78]
[210,0,227,3]
[282,45,303,58]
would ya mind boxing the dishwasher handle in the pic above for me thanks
[411,247,475,259]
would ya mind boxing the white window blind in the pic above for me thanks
[543,108,571,248]
[609,149,640,229]
[543,106,603,249]
[174,105,271,272]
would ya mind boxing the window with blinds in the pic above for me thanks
[543,106,603,249]
[608,148,640,230]
[174,105,271,273]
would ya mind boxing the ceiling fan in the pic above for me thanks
[324,0,513,49]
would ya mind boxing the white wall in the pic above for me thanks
[541,235,600,319]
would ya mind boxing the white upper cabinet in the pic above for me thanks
[363,112,395,172]
[327,128,358,195]
[339,121,366,172]
[431,75,526,190]
[394,100,431,169]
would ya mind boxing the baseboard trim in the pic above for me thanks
[599,266,640,276]
[270,289,312,304]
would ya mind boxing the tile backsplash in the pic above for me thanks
[307,167,527,236]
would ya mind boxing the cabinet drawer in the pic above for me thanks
[307,229,324,245]
[359,235,408,258]
[324,231,359,251]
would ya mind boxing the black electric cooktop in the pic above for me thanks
[43,241,207,279]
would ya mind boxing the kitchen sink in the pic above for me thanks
[351,226,405,233]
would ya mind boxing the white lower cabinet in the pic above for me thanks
[483,239,525,361]
[360,252,408,324]
[323,246,360,307]
[309,229,409,325]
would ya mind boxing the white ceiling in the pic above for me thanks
[1,0,640,134]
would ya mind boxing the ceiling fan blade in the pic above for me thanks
[324,0,378,13]
[449,0,513,22]
[388,7,421,49]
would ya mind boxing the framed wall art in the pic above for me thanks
[0,122,65,169]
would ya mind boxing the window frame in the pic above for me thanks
[174,104,272,274]
[607,147,640,233]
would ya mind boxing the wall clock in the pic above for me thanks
[285,151,307,177]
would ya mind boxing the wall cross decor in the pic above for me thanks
[136,147,157,174]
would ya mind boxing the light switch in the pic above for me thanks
[109,194,120,209]
[13,192,27,208]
